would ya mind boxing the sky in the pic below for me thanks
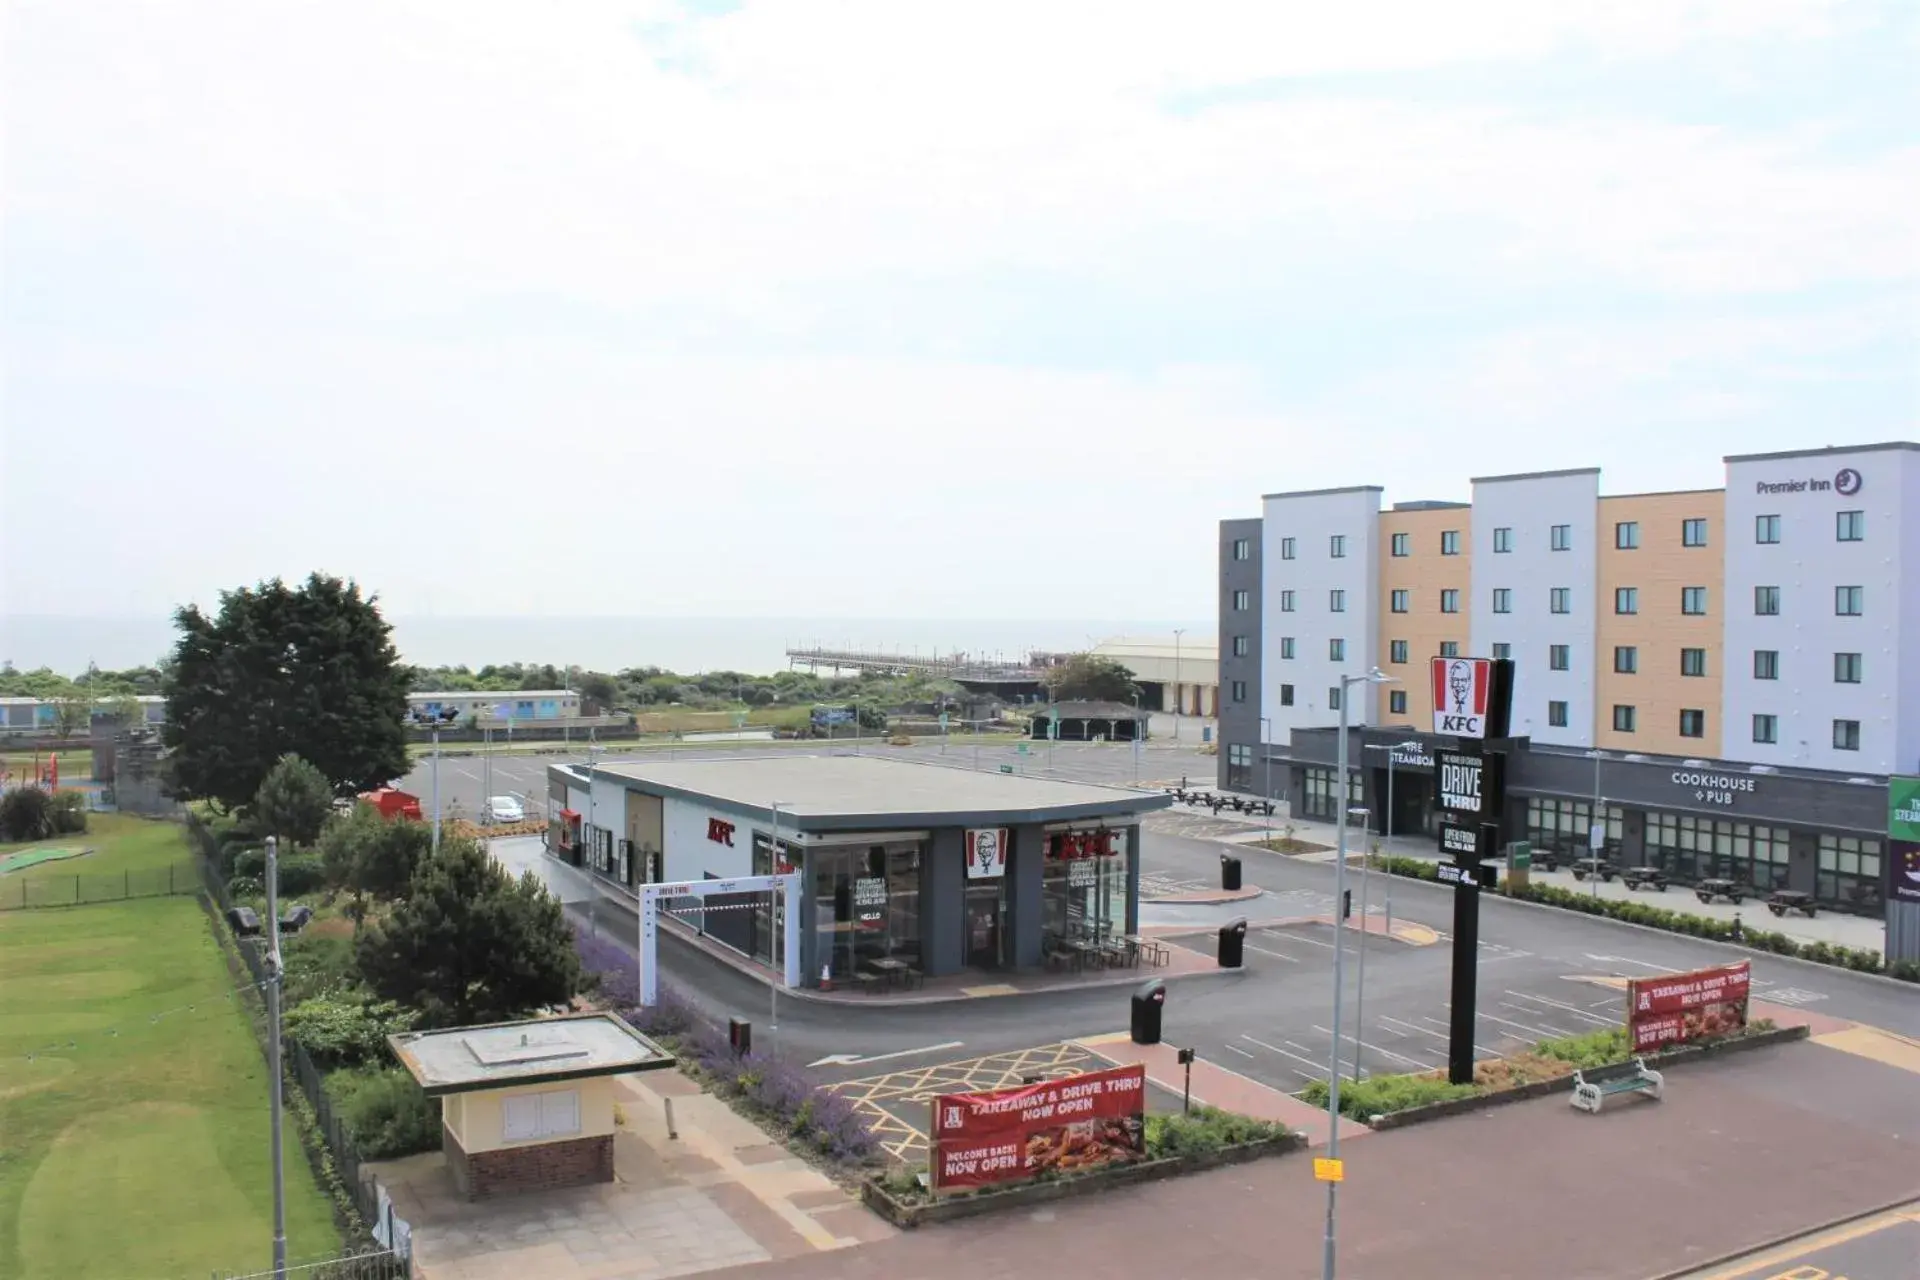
[2,0,1916,626]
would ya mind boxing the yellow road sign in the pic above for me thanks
[1313,1157,1345,1183]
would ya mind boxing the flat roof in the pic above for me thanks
[388,1013,674,1097]
[579,754,1173,831]
[1470,466,1601,484]
[1724,441,1919,464]
[1260,484,1384,501]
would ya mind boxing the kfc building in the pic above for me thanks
[547,755,1169,986]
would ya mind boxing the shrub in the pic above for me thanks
[280,931,360,1003]
[48,790,89,835]
[1145,1105,1287,1159]
[1368,855,1439,882]
[328,1066,442,1160]
[274,853,328,895]
[1534,1027,1630,1070]
[575,926,640,1010]
[623,987,698,1041]
[1299,1072,1480,1121]
[0,786,53,842]
[284,995,415,1069]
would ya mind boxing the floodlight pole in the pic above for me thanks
[265,835,288,1280]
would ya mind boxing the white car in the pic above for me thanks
[486,795,527,825]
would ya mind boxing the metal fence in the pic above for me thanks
[0,859,200,910]
[212,1247,409,1280]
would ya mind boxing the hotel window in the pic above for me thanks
[1682,518,1708,547]
[1280,591,1296,612]
[1280,637,1295,659]
[1550,587,1571,614]
[1441,530,1461,555]
[1679,708,1705,739]
[1328,686,1342,711]
[1549,644,1570,671]
[1438,641,1460,658]
[1493,526,1513,553]
[1753,649,1779,680]
[1645,816,1789,891]
[1613,646,1637,674]
[1681,587,1707,615]
[1833,719,1861,751]
[1752,714,1777,744]
[1280,537,1296,560]
[1836,585,1863,616]
[1492,588,1512,614]
[1390,589,1409,613]
[1391,532,1410,557]
[1547,700,1569,727]
[1836,510,1864,542]
[1492,642,1511,659]
[1231,680,1247,703]
[1330,535,1347,558]
[1299,766,1363,822]
[1232,589,1250,611]
[1329,638,1346,662]
[1551,524,1571,551]
[1390,639,1409,663]
[1756,514,1780,544]
[1614,587,1638,615]
[1681,648,1707,677]
[1439,589,1460,613]
[1389,690,1407,715]
[1754,586,1780,616]
[1615,521,1640,550]
[1279,684,1295,706]
[1818,836,1882,912]
[1612,705,1637,733]
[1527,797,1623,855]
[1330,589,1347,612]
[1232,635,1250,656]
[1232,538,1251,560]
[1834,652,1862,683]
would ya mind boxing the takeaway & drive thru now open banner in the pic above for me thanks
[1626,961,1750,1053]
[929,1064,1147,1191]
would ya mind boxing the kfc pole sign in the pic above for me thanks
[1626,962,1751,1053]
[930,1064,1146,1191]
[1430,656,1513,740]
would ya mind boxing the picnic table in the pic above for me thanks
[1620,866,1669,892]
[1694,878,1744,905]
[1766,889,1818,918]
[1569,858,1616,883]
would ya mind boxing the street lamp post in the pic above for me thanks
[1586,749,1607,900]
[769,801,787,1046]
[1324,668,1393,1280]
[265,835,288,1279]
[584,745,605,876]
[1355,738,1422,1083]
[1259,716,1274,845]
[1171,629,1186,741]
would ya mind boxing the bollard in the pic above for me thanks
[664,1096,679,1140]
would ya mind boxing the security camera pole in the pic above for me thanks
[265,834,288,1280]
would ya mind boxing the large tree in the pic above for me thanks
[163,574,410,810]
[1042,654,1139,704]
[354,837,584,1028]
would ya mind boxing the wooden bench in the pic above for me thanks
[1570,1058,1664,1115]
[1695,879,1744,905]
[1767,889,1818,918]
[1620,866,1669,892]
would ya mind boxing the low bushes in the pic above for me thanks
[227,846,329,895]
[1144,1105,1289,1158]
[284,995,416,1070]
[0,785,86,841]
[327,1066,442,1160]
[1299,1072,1480,1121]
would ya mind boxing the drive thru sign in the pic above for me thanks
[1431,657,1493,738]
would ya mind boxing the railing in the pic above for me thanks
[0,859,199,910]
[212,1247,408,1279]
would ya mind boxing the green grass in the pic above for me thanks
[0,750,94,782]
[0,814,191,885]
[0,890,340,1276]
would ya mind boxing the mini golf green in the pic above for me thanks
[0,848,92,877]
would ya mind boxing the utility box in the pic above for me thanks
[728,1018,752,1058]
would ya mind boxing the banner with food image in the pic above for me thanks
[929,1064,1147,1191]
[1625,960,1751,1053]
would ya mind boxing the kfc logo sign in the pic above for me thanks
[965,828,1008,879]
[707,817,736,846]
[1431,657,1492,739]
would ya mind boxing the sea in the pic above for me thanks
[2,615,1215,678]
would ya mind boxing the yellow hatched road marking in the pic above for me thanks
[1681,1204,1920,1279]
[1811,1025,1920,1075]
[824,1041,1102,1163]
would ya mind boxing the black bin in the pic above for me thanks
[1221,854,1242,892]
[1130,979,1167,1045]
[1218,918,1248,968]
[728,1017,752,1057]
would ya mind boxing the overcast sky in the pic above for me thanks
[2,0,1914,624]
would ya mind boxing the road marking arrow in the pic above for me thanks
[808,1041,964,1070]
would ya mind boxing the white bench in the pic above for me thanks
[1570,1057,1664,1114]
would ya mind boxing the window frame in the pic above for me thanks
[1680,648,1707,678]
[1681,586,1707,616]
[1614,587,1638,615]
[1390,588,1409,614]
[1613,646,1637,675]
[1612,704,1637,733]
[1752,713,1778,745]
[1836,510,1864,542]
[1279,590,1296,613]
[1493,527,1513,553]
[1834,652,1862,684]
[1614,521,1639,550]
[1329,534,1347,559]
[1328,638,1346,662]
[1231,635,1250,657]
[1329,589,1347,613]
[1390,639,1409,664]
[1835,585,1863,617]
[1833,719,1861,751]
[1439,588,1460,614]
[1754,585,1780,616]
[1388,689,1408,715]
[1549,644,1570,671]
[1231,589,1250,611]
[1390,531,1409,557]
[1755,514,1780,544]
[1492,587,1512,614]
[1682,518,1707,548]
[1231,538,1251,561]
[1550,524,1571,552]
[1440,529,1461,556]
[1279,537,1297,560]
[1547,700,1569,728]
[1550,587,1571,614]
[1678,708,1705,739]
[1753,649,1779,680]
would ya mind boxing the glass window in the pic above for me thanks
[1390,589,1409,613]
[1492,588,1512,614]
[1817,835,1882,912]
[1615,521,1639,550]
[1439,641,1460,658]
[1834,652,1862,684]
[1492,642,1511,659]
[1328,686,1342,711]
[1756,514,1780,544]
[1682,518,1707,547]
[1836,510,1864,542]
[1682,587,1707,615]
[1551,525,1571,551]
[1441,530,1461,556]
[1440,589,1460,614]
[1280,537,1296,560]
[1279,684,1294,706]
[1493,527,1513,553]
[1753,649,1779,680]
[1300,767,1364,821]
[1232,635,1250,656]
[1548,700,1568,727]
[1836,585,1863,616]
[1613,705,1636,733]
[1329,638,1346,662]
[1232,589,1250,611]
[1330,589,1347,612]
[1231,680,1248,702]
[1645,816,1789,891]
[1752,714,1777,744]
[1525,798,1622,857]
[1754,586,1780,616]
[1681,648,1706,677]
[1549,644,1570,671]
[1043,829,1131,944]
[1228,744,1252,766]
[1390,639,1409,664]
[1679,708,1705,738]
[1551,587,1571,614]
[1232,538,1251,560]
[1613,646,1637,674]
[1280,637,1295,659]
[1391,532,1409,557]
[1614,587,1638,615]
[813,840,924,982]
[1833,719,1860,751]
[1388,690,1407,715]
[1279,591,1295,612]
[1329,535,1347,558]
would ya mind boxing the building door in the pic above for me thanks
[964,881,1003,968]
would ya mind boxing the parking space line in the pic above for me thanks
[1312,1024,1430,1071]
[1240,1035,1324,1078]
[1479,1008,1562,1040]
[1503,990,1618,1027]
[1379,1015,1446,1043]
[1257,928,1336,950]
[1224,1044,1256,1059]
[1243,942,1302,963]
[1419,1015,1497,1056]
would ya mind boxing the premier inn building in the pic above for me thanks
[1216,440,1920,917]
[545,755,1170,985]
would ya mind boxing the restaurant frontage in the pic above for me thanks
[1267,727,1891,916]
[547,755,1169,985]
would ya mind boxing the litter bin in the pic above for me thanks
[1221,854,1242,893]
[1218,918,1248,968]
[1130,978,1167,1045]
[728,1018,752,1058]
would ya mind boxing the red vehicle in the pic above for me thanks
[359,788,424,821]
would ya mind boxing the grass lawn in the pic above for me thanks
[0,895,341,1279]
[1,814,193,883]
[0,749,93,782]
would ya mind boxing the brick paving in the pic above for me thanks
[702,1041,1920,1280]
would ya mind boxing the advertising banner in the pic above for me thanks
[930,1064,1147,1192]
[1430,657,1492,738]
[1435,749,1505,819]
[965,828,1008,879]
[1626,961,1751,1053]
[1888,777,1920,906]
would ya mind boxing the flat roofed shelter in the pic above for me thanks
[388,1014,673,1201]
